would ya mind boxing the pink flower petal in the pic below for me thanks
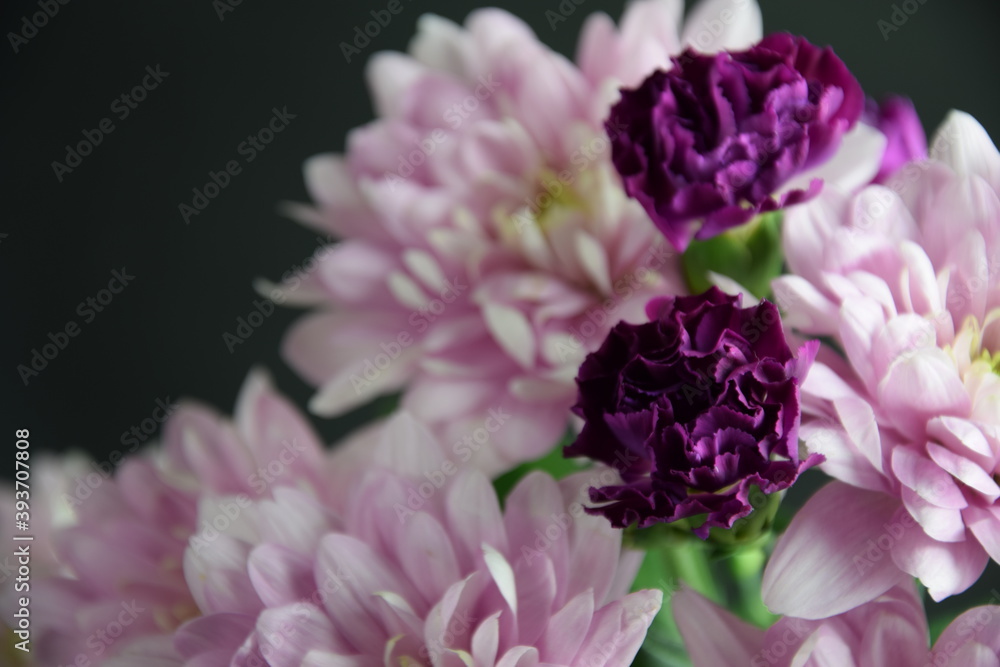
[762,481,907,619]
[890,525,988,601]
[672,589,764,666]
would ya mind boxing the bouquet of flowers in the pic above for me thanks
[8,0,1000,665]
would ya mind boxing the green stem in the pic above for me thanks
[728,546,778,628]
[664,537,723,603]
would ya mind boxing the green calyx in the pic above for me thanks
[681,211,784,300]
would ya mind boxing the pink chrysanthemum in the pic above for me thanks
[676,580,1000,666]
[173,413,661,666]
[273,0,784,474]
[20,371,331,666]
[762,111,1000,618]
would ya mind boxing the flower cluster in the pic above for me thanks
[11,0,1000,665]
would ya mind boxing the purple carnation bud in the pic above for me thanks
[565,287,822,536]
[607,34,864,251]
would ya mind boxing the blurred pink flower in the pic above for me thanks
[675,580,1000,666]
[22,371,331,666]
[274,0,783,474]
[764,110,1000,618]
[174,413,661,666]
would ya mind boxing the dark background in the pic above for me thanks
[2,0,999,621]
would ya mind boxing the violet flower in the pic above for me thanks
[866,95,927,183]
[607,33,865,251]
[565,287,821,536]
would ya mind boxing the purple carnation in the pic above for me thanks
[607,33,864,251]
[565,288,822,536]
